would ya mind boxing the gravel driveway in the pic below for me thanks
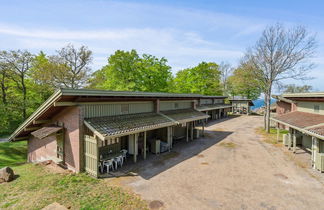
[121,115,324,210]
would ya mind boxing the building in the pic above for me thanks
[272,95,297,129]
[196,96,232,122]
[229,97,254,115]
[9,89,231,177]
[271,92,324,172]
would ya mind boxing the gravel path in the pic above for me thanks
[122,115,324,210]
[0,138,8,142]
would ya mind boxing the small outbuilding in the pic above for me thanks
[229,97,254,115]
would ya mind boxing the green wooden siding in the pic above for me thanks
[200,99,213,105]
[297,101,324,115]
[84,135,98,177]
[83,102,154,118]
[160,101,192,111]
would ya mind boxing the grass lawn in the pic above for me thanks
[256,127,289,145]
[0,141,148,209]
[0,141,27,168]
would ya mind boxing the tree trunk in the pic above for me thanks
[21,76,27,120]
[263,93,267,129]
[265,86,272,133]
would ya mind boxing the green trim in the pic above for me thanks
[282,92,324,98]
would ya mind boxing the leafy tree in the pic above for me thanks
[282,84,313,93]
[89,50,173,92]
[31,45,92,89]
[0,50,34,120]
[227,62,262,100]
[173,62,222,95]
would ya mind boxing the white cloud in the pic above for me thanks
[0,23,243,72]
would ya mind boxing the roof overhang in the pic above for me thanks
[271,117,324,140]
[9,88,227,141]
[197,104,232,112]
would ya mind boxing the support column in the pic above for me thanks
[134,133,138,163]
[202,122,205,137]
[170,126,173,148]
[276,127,280,144]
[143,131,147,160]
[167,126,172,151]
[191,122,194,141]
[293,131,297,153]
[186,122,189,142]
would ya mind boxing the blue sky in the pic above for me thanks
[0,0,323,92]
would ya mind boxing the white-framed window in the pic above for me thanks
[314,105,320,113]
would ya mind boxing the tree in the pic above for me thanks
[227,62,262,100]
[89,50,173,92]
[246,23,317,132]
[282,84,313,93]
[219,61,233,95]
[31,45,92,89]
[173,62,222,95]
[0,50,34,119]
[56,44,92,89]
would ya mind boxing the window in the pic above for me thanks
[314,105,320,113]
[121,104,129,114]
[174,103,179,109]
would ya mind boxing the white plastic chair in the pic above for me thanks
[114,155,123,168]
[120,149,127,162]
[103,159,114,174]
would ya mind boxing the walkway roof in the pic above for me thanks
[84,109,209,139]
[196,104,232,112]
[271,111,324,140]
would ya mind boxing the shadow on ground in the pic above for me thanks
[104,129,233,180]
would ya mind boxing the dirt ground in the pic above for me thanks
[117,115,324,210]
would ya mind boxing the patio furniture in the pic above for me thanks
[160,141,170,153]
[120,149,127,162]
[103,159,114,174]
[114,155,123,168]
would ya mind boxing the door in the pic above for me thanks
[56,132,64,162]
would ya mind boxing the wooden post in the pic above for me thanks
[144,131,147,160]
[276,127,280,144]
[134,133,138,163]
[191,122,194,141]
[293,131,297,153]
[202,122,205,137]
[186,122,189,142]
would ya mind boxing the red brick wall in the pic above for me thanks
[53,106,80,172]
[276,101,291,115]
[28,135,57,162]
[28,106,81,172]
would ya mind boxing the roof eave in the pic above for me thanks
[9,89,63,141]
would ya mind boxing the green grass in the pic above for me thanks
[0,141,27,168]
[0,141,148,209]
[256,127,288,145]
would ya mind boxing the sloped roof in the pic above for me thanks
[9,88,227,141]
[161,109,209,123]
[31,126,62,139]
[272,111,324,139]
[84,112,176,138]
[273,111,324,128]
[197,104,232,112]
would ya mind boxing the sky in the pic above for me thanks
[0,0,323,92]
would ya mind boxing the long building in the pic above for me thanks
[271,92,324,172]
[9,89,231,177]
